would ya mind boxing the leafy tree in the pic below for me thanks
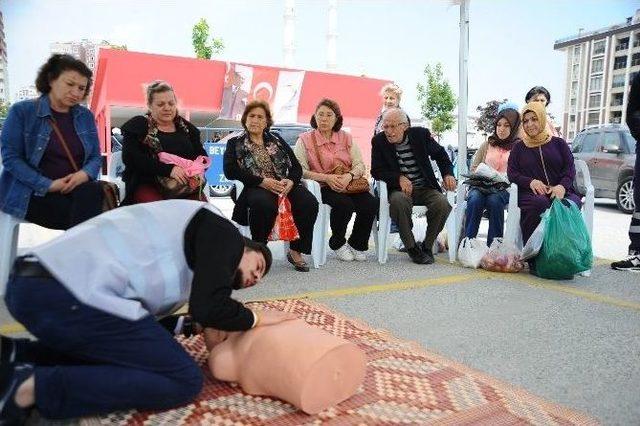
[0,100,10,118]
[475,99,507,135]
[192,18,224,59]
[416,63,456,141]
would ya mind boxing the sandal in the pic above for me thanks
[286,252,310,272]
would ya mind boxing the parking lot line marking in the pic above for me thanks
[252,272,480,302]
[493,273,640,312]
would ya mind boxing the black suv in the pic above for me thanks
[572,125,636,213]
[206,123,312,197]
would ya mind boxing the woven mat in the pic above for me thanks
[83,299,596,425]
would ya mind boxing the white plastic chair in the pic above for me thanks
[373,180,460,264]
[0,210,23,296]
[504,159,595,276]
[101,151,126,201]
[233,180,325,269]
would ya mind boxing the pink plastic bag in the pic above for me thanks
[480,238,524,273]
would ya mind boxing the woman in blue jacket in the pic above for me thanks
[0,54,103,229]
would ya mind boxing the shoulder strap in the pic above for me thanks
[538,146,550,186]
[48,117,80,172]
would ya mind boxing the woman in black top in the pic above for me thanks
[224,100,319,272]
[121,81,207,204]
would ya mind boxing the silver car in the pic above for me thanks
[572,124,636,213]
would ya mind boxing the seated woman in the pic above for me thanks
[0,54,103,229]
[507,102,581,269]
[294,99,377,262]
[120,81,208,204]
[465,105,520,246]
[223,100,319,272]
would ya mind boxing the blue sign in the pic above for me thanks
[204,142,231,186]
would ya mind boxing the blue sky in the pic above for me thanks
[2,0,638,120]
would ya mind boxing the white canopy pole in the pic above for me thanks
[457,0,469,177]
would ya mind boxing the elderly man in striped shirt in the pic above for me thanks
[371,108,457,264]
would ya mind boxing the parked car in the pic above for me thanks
[205,123,313,197]
[571,124,636,213]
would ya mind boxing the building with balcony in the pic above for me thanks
[554,9,640,141]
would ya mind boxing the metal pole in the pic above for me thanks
[457,0,469,177]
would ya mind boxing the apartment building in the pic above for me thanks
[554,9,640,141]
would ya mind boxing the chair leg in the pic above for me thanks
[0,217,20,296]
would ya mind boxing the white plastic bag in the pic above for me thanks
[480,238,524,273]
[392,216,428,250]
[475,162,509,184]
[520,219,546,261]
[457,237,488,268]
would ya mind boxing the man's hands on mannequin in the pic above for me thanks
[255,310,297,327]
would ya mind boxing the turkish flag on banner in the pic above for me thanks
[247,67,279,106]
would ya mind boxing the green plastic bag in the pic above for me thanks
[536,198,593,279]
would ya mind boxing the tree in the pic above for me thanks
[0,100,10,118]
[475,99,507,136]
[416,63,456,141]
[192,18,224,59]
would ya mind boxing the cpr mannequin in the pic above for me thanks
[205,317,367,414]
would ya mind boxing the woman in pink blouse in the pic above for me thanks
[464,106,521,246]
[294,99,378,262]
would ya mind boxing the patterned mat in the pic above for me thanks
[83,299,596,425]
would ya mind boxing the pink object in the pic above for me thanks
[208,319,367,414]
[298,129,354,174]
[157,153,211,177]
[484,145,510,174]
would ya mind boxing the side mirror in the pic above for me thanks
[602,144,623,154]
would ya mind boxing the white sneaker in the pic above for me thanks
[335,244,355,261]
[349,244,367,261]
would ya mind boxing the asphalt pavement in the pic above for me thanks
[3,196,639,425]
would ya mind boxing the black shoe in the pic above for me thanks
[0,363,34,425]
[611,253,640,272]
[421,247,435,264]
[407,246,430,264]
[286,252,310,272]
[419,242,435,264]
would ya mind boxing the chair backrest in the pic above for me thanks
[573,159,591,197]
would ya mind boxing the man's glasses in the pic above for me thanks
[382,122,407,131]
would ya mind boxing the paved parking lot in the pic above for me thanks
[3,196,638,424]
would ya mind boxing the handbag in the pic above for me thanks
[48,118,120,212]
[156,152,210,199]
[310,133,369,194]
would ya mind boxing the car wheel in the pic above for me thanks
[208,184,233,197]
[616,176,635,214]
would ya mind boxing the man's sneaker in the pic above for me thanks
[407,246,430,264]
[348,244,367,261]
[335,244,355,261]
[0,363,34,425]
[611,254,640,272]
